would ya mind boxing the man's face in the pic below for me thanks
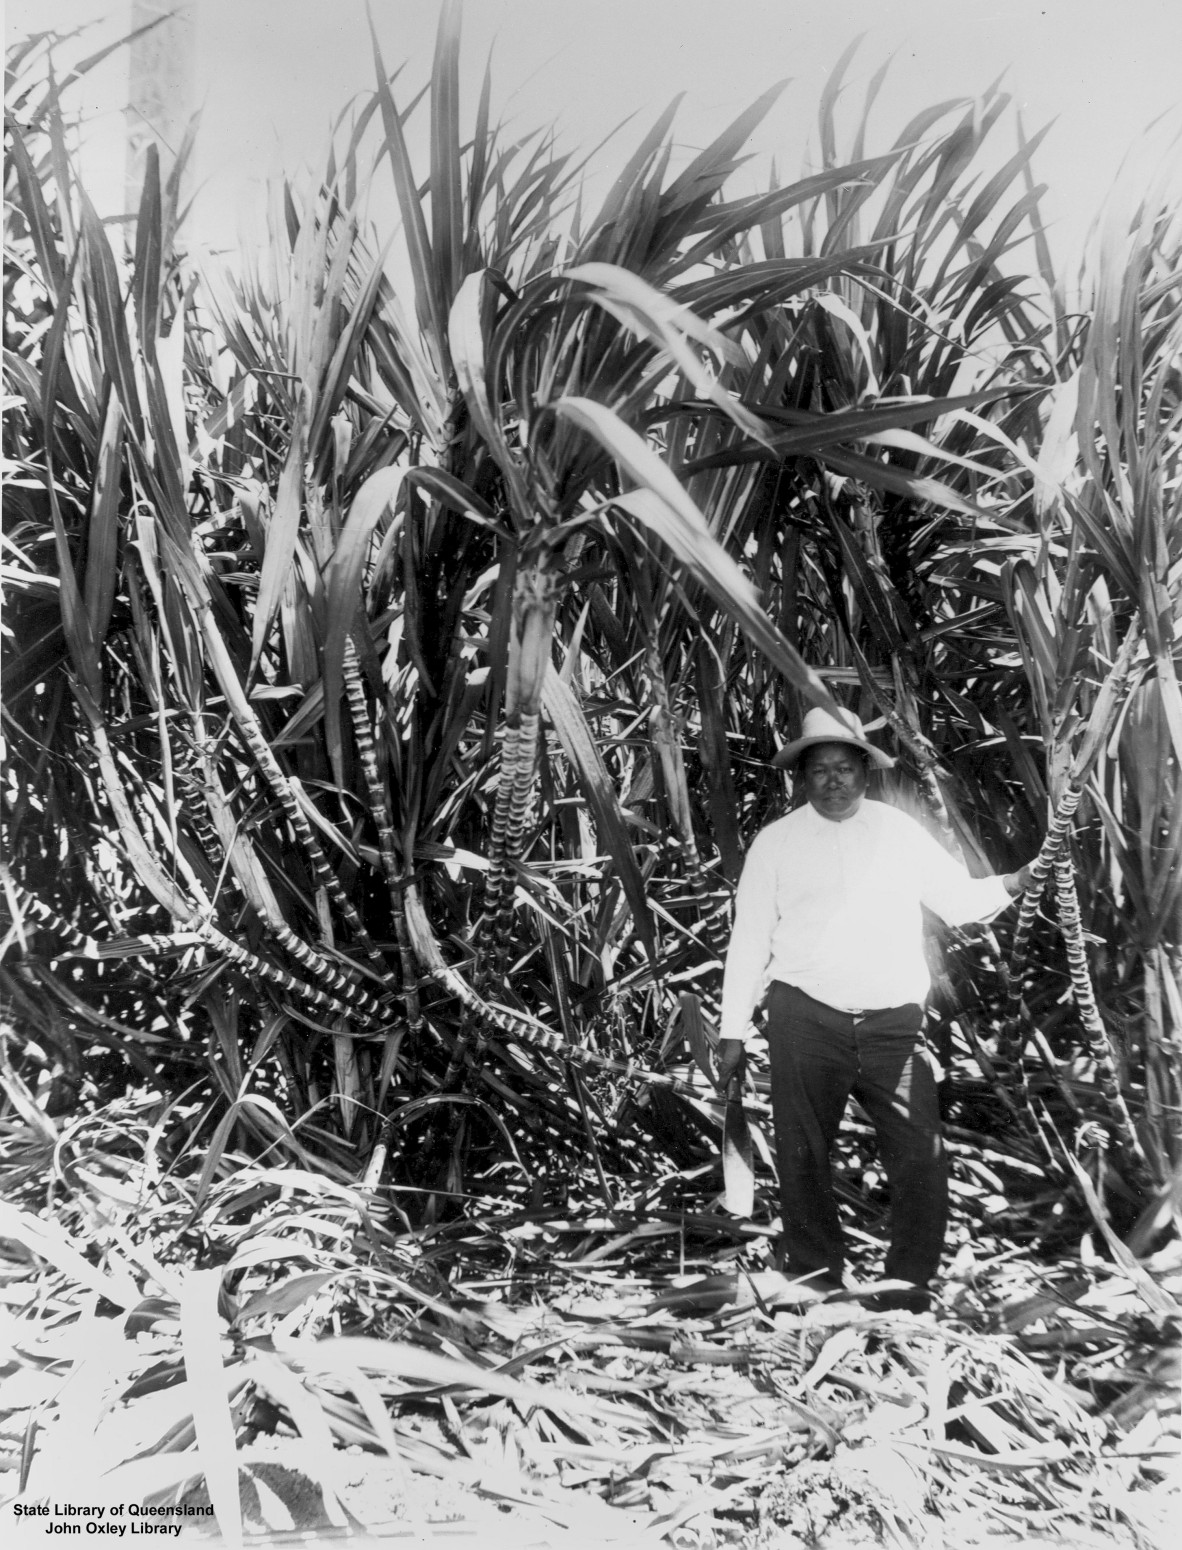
[801,742,868,822]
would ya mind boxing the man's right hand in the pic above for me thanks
[715,1039,746,1090]
[1003,862,1037,896]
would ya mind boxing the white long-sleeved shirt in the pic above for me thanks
[719,798,1013,1041]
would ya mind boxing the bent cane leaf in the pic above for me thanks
[322,466,405,786]
[180,1270,243,1549]
[542,664,656,962]
[251,416,307,679]
[555,395,839,710]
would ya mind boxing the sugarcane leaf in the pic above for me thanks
[235,1271,337,1327]
[250,422,306,679]
[368,12,445,352]
[38,244,103,706]
[279,1334,611,1419]
[429,0,464,309]
[566,262,768,442]
[26,10,172,130]
[678,992,717,1086]
[542,665,656,963]
[663,79,788,216]
[672,156,901,277]
[180,1270,243,1547]
[78,191,143,436]
[133,142,163,357]
[322,466,405,786]
[81,389,124,647]
[7,125,66,302]
[674,247,879,315]
[679,388,1020,468]
[555,396,839,711]
[696,645,744,883]
[0,1202,139,1308]
[809,444,991,518]
[450,270,525,507]
[307,243,391,460]
[404,466,501,529]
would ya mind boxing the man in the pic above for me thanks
[716,707,1033,1312]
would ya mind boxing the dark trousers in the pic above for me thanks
[766,981,948,1289]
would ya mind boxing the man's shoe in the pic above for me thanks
[791,1274,845,1298]
[866,1284,932,1314]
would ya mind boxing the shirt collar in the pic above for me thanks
[803,798,873,832]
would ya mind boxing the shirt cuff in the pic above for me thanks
[719,1022,756,1045]
[985,873,1017,916]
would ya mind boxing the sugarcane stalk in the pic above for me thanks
[342,641,422,1025]
[342,638,422,1182]
[9,867,767,1121]
[178,723,390,1019]
[1007,784,1081,988]
[172,731,243,906]
[1000,622,1143,1066]
[427,554,561,1105]
[195,604,392,977]
[957,1013,1059,1171]
[1052,852,1151,1172]
[7,877,377,1029]
[402,882,769,1118]
[185,916,379,1026]
[481,557,560,981]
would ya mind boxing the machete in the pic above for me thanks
[722,1070,755,1217]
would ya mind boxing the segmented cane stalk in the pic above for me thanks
[1010,784,1082,982]
[481,710,540,978]
[267,920,391,1020]
[4,884,97,955]
[10,872,765,1117]
[341,644,422,1186]
[342,640,422,1038]
[0,874,182,1044]
[996,783,1083,1070]
[480,561,559,983]
[232,707,387,966]
[1053,853,1149,1169]
[494,707,541,964]
[457,564,560,1092]
[402,884,767,1118]
[173,738,244,904]
[444,716,535,1093]
[4,884,185,963]
[996,625,1143,1083]
[455,705,543,1089]
[480,743,516,944]
[177,723,389,1019]
[185,916,379,1025]
[196,610,390,976]
[7,880,378,1029]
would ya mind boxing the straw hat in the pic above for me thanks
[772,706,895,771]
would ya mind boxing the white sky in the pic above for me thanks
[8,0,1182,273]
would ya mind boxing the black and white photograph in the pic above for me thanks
[2,3,1180,1546]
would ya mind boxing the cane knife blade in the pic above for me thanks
[722,1073,754,1217]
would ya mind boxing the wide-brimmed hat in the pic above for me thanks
[772,706,895,771]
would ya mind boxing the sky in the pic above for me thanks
[8,0,1182,274]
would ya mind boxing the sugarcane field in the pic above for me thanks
[1,2,1180,1547]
